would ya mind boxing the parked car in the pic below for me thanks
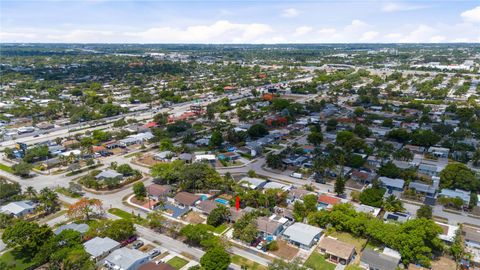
[121,235,137,246]
[132,240,144,249]
[290,172,303,179]
[256,242,263,250]
[148,249,161,258]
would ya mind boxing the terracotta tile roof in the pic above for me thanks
[318,237,355,260]
[318,195,341,205]
[174,192,200,206]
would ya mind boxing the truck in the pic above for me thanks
[290,172,303,179]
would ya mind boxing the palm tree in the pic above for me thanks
[383,195,404,212]
[25,186,37,200]
[39,187,59,214]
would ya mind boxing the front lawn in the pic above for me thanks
[0,163,13,173]
[210,223,228,234]
[304,252,335,270]
[0,250,37,270]
[231,255,267,270]
[108,208,147,225]
[167,256,189,270]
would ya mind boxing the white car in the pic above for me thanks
[148,249,161,258]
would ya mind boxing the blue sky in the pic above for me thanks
[1,0,479,43]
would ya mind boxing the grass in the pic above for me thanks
[327,231,367,253]
[210,223,228,234]
[231,255,267,270]
[55,187,82,198]
[0,163,13,173]
[0,250,37,270]
[166,256,189,270]
[304,252,336,270]
[108,208,147,225]
[124,152,143,158]
[345,265,363,270]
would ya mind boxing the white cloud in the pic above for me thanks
[281,8,299,18]
[382,2,425,12]
[127,20,274,43]
[360,31,379,41]
[429,35,446,43]
[461,6,480,23]
[294,26,313,36]
[344,19,369,32]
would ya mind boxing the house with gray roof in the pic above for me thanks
[0,200,36,217]
[104,247,149,270]
[378,177,405,191]
[282,222,322,249]
[95,169,123,181]
[360,248,401,270]
[239,177,267,190]
[83,236,120,260]
[408,181,437,197]
[439,188,471,205]
[54,223,89,235]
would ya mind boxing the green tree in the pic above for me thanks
[0,179,21,201]
[440,163,479,191]
[207,205,229,227]
[200,246,231,270]
[133,182,147,200]
[378,162,401,178]
[266,153,283,169]
[146,211,165,231]
[360,187,386,207]
[248,124,268,138]
[104,219,135,241]
[334,177,345,196]
[307,132,323,146]
[416,205,433,219]
[209,130,224,148]
[2,221,53,254]
[12,162,33,177]
[38,187,60,214]
[383,195,404,212]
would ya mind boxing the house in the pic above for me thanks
[383,211,411,223]
[287,189,313,204]
[217,152,240,161]
[462,225,480,268]
[318,237,356,265]
[428,146,450,158]
[83,236,120,260]
[196,200,218,215]
[48,145,65,155]
[239,177,267,190]
[54,223,89,235]
[195,138,210,146]
[408,181,437,197]
[318,195,341,210]
[378,177,405,192]
[119,132,154,147]
[360,248,401,270]
[228,207,247,223]
[104,247,149,270]
[154,151,174,162]
[282,222,322,249]
[173,192,201,207]
[138,262,175,270]
[194,154,216,163]
[350,170,375,184]
[436,222,459,244]
[0,201,36,217]
[439,188,471,205]
[404,144,425,154]
[41,157,63,169]
[178,153,193,163]
[95,169,123,181]
[147,184,172,201]
[255,216,284,237]
[263,181,291,191]
[367,156,383,168]
[354,204,381,217]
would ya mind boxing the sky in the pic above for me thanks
[0,0,479,43]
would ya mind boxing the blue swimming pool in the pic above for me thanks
[200,195,208,201]
[215,198,229,205]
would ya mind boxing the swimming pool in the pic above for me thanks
[200,195,208,201]
[214,198,230,205]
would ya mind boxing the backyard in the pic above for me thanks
[0,250,37,270]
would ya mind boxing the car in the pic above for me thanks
[132,240,144,249]
[256,242,263,250]
[33,134,40,137]
[121,235,137,246]
[148,249,161,258]
[155,260,165,265]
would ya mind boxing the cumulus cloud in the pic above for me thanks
[294,26,313,36]
[281,8,299,18]
[360,31,379,41]
[382,2,425,12]
[461,6,480,23]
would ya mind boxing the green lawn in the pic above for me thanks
[210,223,228,234]
[107,208,147,225]
[304,252,336,270]
[167,256,189,270]
[327,231,367,253]
[345,265,363,270]
[231,255,267,270]
[0,250,37,270]
[0,163,13,173]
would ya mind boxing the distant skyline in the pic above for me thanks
[1,0,479,43]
